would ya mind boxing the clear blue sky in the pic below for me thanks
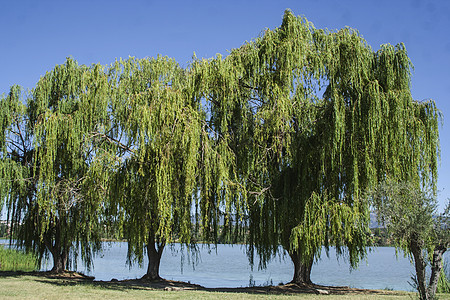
[1,0,449,210]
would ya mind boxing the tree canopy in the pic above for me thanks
[192,9,440,283]
[0,59,115,272]
[106,56,238,279]
[0,9,441,286]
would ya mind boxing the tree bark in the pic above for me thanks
[289,249,313,285]
[50,249,69,273]
[142,232,165,281]
[427,244,447,299]
[45,236,69,273]
[410,239,428,300]
[44,219,69,274]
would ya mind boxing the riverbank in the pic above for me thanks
[0,271,422,299]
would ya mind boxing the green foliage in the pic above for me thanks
[0,245,38,271]
[107,56,240,272]
[109,57,192,265]
[437,262,450,293]
[1,58,117,272]
[196,9,440,280]
[369,182,449,299]
[371,228,392,247]
[0,9,441,284]
[369,182,448,255]
[0,223,8,238]
[370,181,435,252]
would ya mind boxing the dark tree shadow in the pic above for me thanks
[0,271,408,296]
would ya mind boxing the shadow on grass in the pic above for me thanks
[0,271,410,296]
[33,278,155,292]
[0,271,204,292]
[0,270,40,279]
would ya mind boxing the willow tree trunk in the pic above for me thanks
[289,249,313,285]
[142,232,165,281]
[50,249,69,273]
[44,219,69,274]
[427,245,447,299]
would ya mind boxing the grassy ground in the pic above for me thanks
[0,246,38,272]
[1,272,441,300]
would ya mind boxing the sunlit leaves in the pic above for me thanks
[202,9,440,271]
[0,9,440,279]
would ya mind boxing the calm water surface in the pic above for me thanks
[35,242,432,291]
[4,239,445,291]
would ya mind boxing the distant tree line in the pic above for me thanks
[0,9,446,299]
[0,222,9,238]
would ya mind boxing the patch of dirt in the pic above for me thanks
[94,277,404,296]
[209,283,401,295]
[41,270,95,281]
[105,278,205,291]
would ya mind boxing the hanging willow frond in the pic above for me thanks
[200,9,440,269]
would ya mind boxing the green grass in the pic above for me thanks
[0,246,38,272]
[438,261,450,294]
[0,273,434,300]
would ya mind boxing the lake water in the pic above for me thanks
[3,239,447,291]
[30,242,436,291]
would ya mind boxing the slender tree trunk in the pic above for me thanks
[410,239,428,300]
[428,244,447,299]
[289,249,313,285]
[142,231,165,281]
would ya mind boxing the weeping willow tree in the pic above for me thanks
[0,58,115,273]
[107,56,237,280]
[0,85,32,242]
[193,10,440,285]
[0,9,440,286]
